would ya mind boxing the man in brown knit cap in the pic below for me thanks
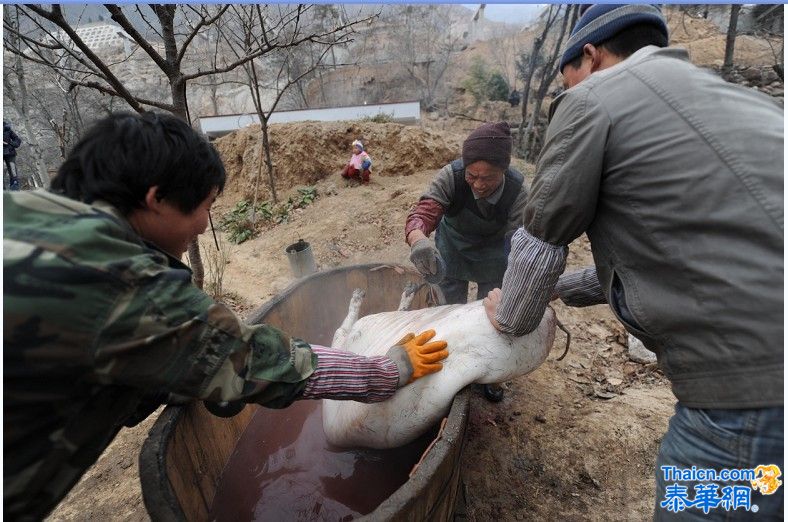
[405,121,528,402]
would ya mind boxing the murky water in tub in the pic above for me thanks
[209,400,438,521]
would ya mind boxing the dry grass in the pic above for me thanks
[199,233,229,300]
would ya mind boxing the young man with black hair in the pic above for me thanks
[4,112,449,520]
[483,4,783,519]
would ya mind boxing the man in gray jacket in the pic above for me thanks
[483,4,783,519]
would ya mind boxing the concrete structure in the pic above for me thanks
[196,101,420,139]
[50,23,135,54]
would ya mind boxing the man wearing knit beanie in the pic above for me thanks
[484,4,782,520]
[405,121,528,402]
[461,121,512,171]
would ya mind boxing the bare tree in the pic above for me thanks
[764,37,784,81]
[26,70,90,161]
[515,4,562,153]
[491,30,523,91]
[3,6,49,188]
[217,3,369,226]
[393,5,467,108]
[723,4,742,70]
[522,5,577,161]
[3,30,118,186]
[284,4,360,109]
[751,5,784,81]
[4,4,329,288]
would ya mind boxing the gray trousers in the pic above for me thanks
[439,277,501,305]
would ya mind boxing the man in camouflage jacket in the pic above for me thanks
[4,112,449,520]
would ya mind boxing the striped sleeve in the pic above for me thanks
[495,227,567,336]
[556,267,607,307]
[300,345,399,403]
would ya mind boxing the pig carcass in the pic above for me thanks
[323,288,557,449]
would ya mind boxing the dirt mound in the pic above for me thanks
[214,121,464,204]
[666,9,723,44]
[665,9,782,66]
[682,34,781,67]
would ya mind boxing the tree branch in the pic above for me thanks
[63,78,175,112]
[7,9,104,76]
[15,5,143,112]
[104,4,169,72]
[133,4,164,41]
[176,5,229,66]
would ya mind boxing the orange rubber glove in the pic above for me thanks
[386,329,449,386]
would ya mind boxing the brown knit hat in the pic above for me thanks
[462,121,512,170]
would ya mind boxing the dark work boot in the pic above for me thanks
[483,383,504,403]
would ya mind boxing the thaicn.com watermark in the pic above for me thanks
[660,464,782,514]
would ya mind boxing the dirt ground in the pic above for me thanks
[48,143,675,521]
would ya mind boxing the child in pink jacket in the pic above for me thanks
[341,139,372,184]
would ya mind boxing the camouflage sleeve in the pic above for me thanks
[94,257,318,409]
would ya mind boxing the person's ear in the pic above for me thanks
[582,43,603,71]
[143,186,164,213]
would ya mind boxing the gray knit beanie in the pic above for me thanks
[461,121,512,170]
[559,4,668,71]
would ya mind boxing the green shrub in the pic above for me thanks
[220,201,258,244]
[463,57,490,104]
[462,57,510,104]
[361,112,394,123]
[220,186,319,244]
[487,72,510,102]
[293,186,317,207]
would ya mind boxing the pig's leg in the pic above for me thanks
[332,288,366,348]
[397,282,419,311]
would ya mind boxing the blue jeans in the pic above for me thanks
[654,404,784,521]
